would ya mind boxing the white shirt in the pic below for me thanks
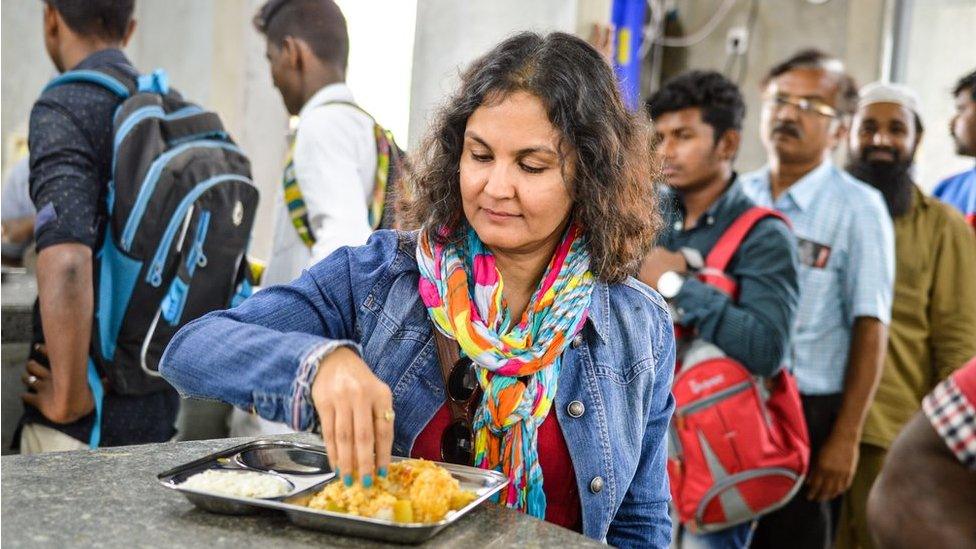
[232,84,376,437]
[262,83,377,287]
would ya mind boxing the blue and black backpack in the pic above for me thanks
[43,67,259,444]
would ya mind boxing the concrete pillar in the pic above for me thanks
[407,0,611,150]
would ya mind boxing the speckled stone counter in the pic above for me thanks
[1,432,602,548]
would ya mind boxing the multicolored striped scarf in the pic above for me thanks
[416,223,594,518]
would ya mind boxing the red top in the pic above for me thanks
[411,405,582,531]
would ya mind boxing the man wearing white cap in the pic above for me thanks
[837,81,976,549]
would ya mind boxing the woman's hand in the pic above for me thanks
[311,347,394,488]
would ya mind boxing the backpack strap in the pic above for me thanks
[318,100,402,229]
[698,207,790,298]
[43,68,133,99]
[283,100,402,248]
[705,207,790,271]
[282,140,316,248]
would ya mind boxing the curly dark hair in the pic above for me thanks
[398,32,660,283]
[646,70,746,144]
[762,48,859,117]
[953,68,976,101]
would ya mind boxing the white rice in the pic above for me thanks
[181,469,290,499]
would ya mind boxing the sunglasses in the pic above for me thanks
[440,356,481,465]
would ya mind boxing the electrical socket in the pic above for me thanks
[726,26,749,55]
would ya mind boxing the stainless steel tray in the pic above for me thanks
[157,439,509,544]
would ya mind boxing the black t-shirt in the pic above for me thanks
[21,49,178,446]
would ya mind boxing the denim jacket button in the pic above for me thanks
[589,476,604,494]
[571,335,584,349]
[567,400,585,418]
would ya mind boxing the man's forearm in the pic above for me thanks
[833,317,887,439]
[36,243,95,422]
[868,414,976,548]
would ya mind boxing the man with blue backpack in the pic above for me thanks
[18,0,258,453]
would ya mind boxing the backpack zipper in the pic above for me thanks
[185,210,211,277]
[158,209,210,327]
[120,140,244,252]
[676,380,754,416]
[145,174,250,287]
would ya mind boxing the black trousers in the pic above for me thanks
[751,393,844,549]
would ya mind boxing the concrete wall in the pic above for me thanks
[1,1,52,169]
[657,0,886,174]
[651,0,975,190]
[902,0,976,190]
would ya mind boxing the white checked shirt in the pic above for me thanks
[741,160,895,395]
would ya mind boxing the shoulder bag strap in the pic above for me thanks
[430,327,470,424]
[705,206,791,271]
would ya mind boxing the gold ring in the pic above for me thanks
[382,409,395,422]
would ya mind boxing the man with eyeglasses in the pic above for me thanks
[740,50,895,549]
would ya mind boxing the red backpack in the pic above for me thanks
[667,207,810,533]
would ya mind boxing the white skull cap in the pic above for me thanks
[858,81,921,122]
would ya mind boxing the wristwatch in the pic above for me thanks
[657,271,685,299]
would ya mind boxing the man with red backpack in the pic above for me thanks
[640,70,801,548]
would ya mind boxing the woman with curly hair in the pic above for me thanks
[160,31,675,546]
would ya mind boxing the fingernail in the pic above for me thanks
[377,467,387,479]
[343,474,353,487]
[361,474,373,488]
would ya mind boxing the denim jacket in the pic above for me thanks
[160,230,676,547]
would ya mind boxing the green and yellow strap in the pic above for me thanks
[283,101,395,249]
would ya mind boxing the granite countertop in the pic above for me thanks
[1,432,602,548]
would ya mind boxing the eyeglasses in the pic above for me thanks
[763,93,838,118]
[440,356,481,465]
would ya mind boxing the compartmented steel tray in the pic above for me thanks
[157,439,509,544]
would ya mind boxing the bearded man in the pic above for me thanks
[837,81,976,549]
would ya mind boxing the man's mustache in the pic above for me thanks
[771,122,801,138]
